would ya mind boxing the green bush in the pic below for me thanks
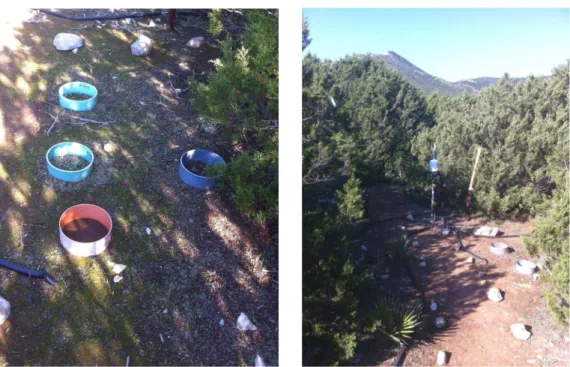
[191,10,278,223]
[523,185,569,326]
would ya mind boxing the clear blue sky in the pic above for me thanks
[303,8,569,81]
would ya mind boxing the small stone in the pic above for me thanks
[163,309,168,314]
[466,257,474,263]
[510,323,532,340]
[53,33,83,51]
[112,263,127,274]
[380,274,390,280]
[72,48,78,54]
[361,245,367,251]
[434,316,446,329]
[476,271,485,278]
[0,296,10,325]
[437,350,448,365]
[537,354,543,360]
[146,227,152,235]
[430,300,437,311]
[103,143,114,152]
[419,261,426,267]
[148,20,156,27]
[412,240,420,247]
[406,214,414,222]
[219,319,224,326]
[487,287,504,303]
[187,36,204,48]
[131,35,153,56]
[441,228,450,236]
[113,275,123,283]
[123,18,132,25]
[479,280,487,286]
[236,312,257,331]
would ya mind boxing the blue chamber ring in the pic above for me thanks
[58,82,98,112]
[179,149,226,189]
[46,142,94,182]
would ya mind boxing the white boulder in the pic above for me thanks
[131,35,153,56]
[187,36,204,48]
[0,296,10,325]
[53,33,83,51]
[511,323,532,340]
[487,287,503,303]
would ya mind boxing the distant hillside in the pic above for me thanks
[363,51,532,96]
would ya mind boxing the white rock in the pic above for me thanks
[434,316,446,329]
[123,18,132,25]
[131,35,153,56]
[155,18,161,22]
[113,275,123,283]
[419,261,426,267]
[487,288,504,303]
[107,260,116,267]
[148,20,156,27]
[163,309,168,314]
[441,228,450,236]
[380,274,390,280]
[187,36,204,48]
[146,227,152,235]
[466,257,474,263]
[437,351,448,365]
[511,323,532,340]
[103,143,114,152]
[72,48,78,54]
[533,273,539,281]
[219,319,224,326]
[406,214,414,222]
[112,263,127,274]
[537,354,543,360]
[430,300,437,311]
[412,240,420,247]
[236,312,257,331]
[53,33,83,51]
[476,271,485,278]
[361,245,367,251]
[255,355,266,367]
[527,360,536,364]
[0,296,10,325]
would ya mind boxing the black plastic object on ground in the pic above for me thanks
[36,9,200,21]
[0,258,57,286]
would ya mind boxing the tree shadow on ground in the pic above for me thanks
[352,184,506,366]
[0,9,277,366]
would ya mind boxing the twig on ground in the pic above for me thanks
[68,115,116,125]
[168,80,190,99]
[45,111,60,136]
[1,205,14,227]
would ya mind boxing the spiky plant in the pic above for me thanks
[365,294,423,346]
[386,234,410,264]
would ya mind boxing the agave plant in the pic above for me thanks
[386,234,410,263]
[366,294,423,346]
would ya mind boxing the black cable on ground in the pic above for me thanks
[0,258,57,286]
[454,228,489,264]
[36,9,200,21]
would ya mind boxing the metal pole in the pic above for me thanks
[431,144,437,224]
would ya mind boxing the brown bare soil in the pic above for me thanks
[354,184,569,367]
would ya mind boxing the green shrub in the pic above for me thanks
[207,9,223,36]
[191,10,278,223]
[335,176,365,223]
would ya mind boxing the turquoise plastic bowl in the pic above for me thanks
[179,149,226,189]
[58,82,98,111]
[46,142,94,182]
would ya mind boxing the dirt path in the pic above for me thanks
[357,184,569,367]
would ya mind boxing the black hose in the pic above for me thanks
[454,228,489,264]
[36,9,200,21]
[393,345,407,367]
[0,258,57,286]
